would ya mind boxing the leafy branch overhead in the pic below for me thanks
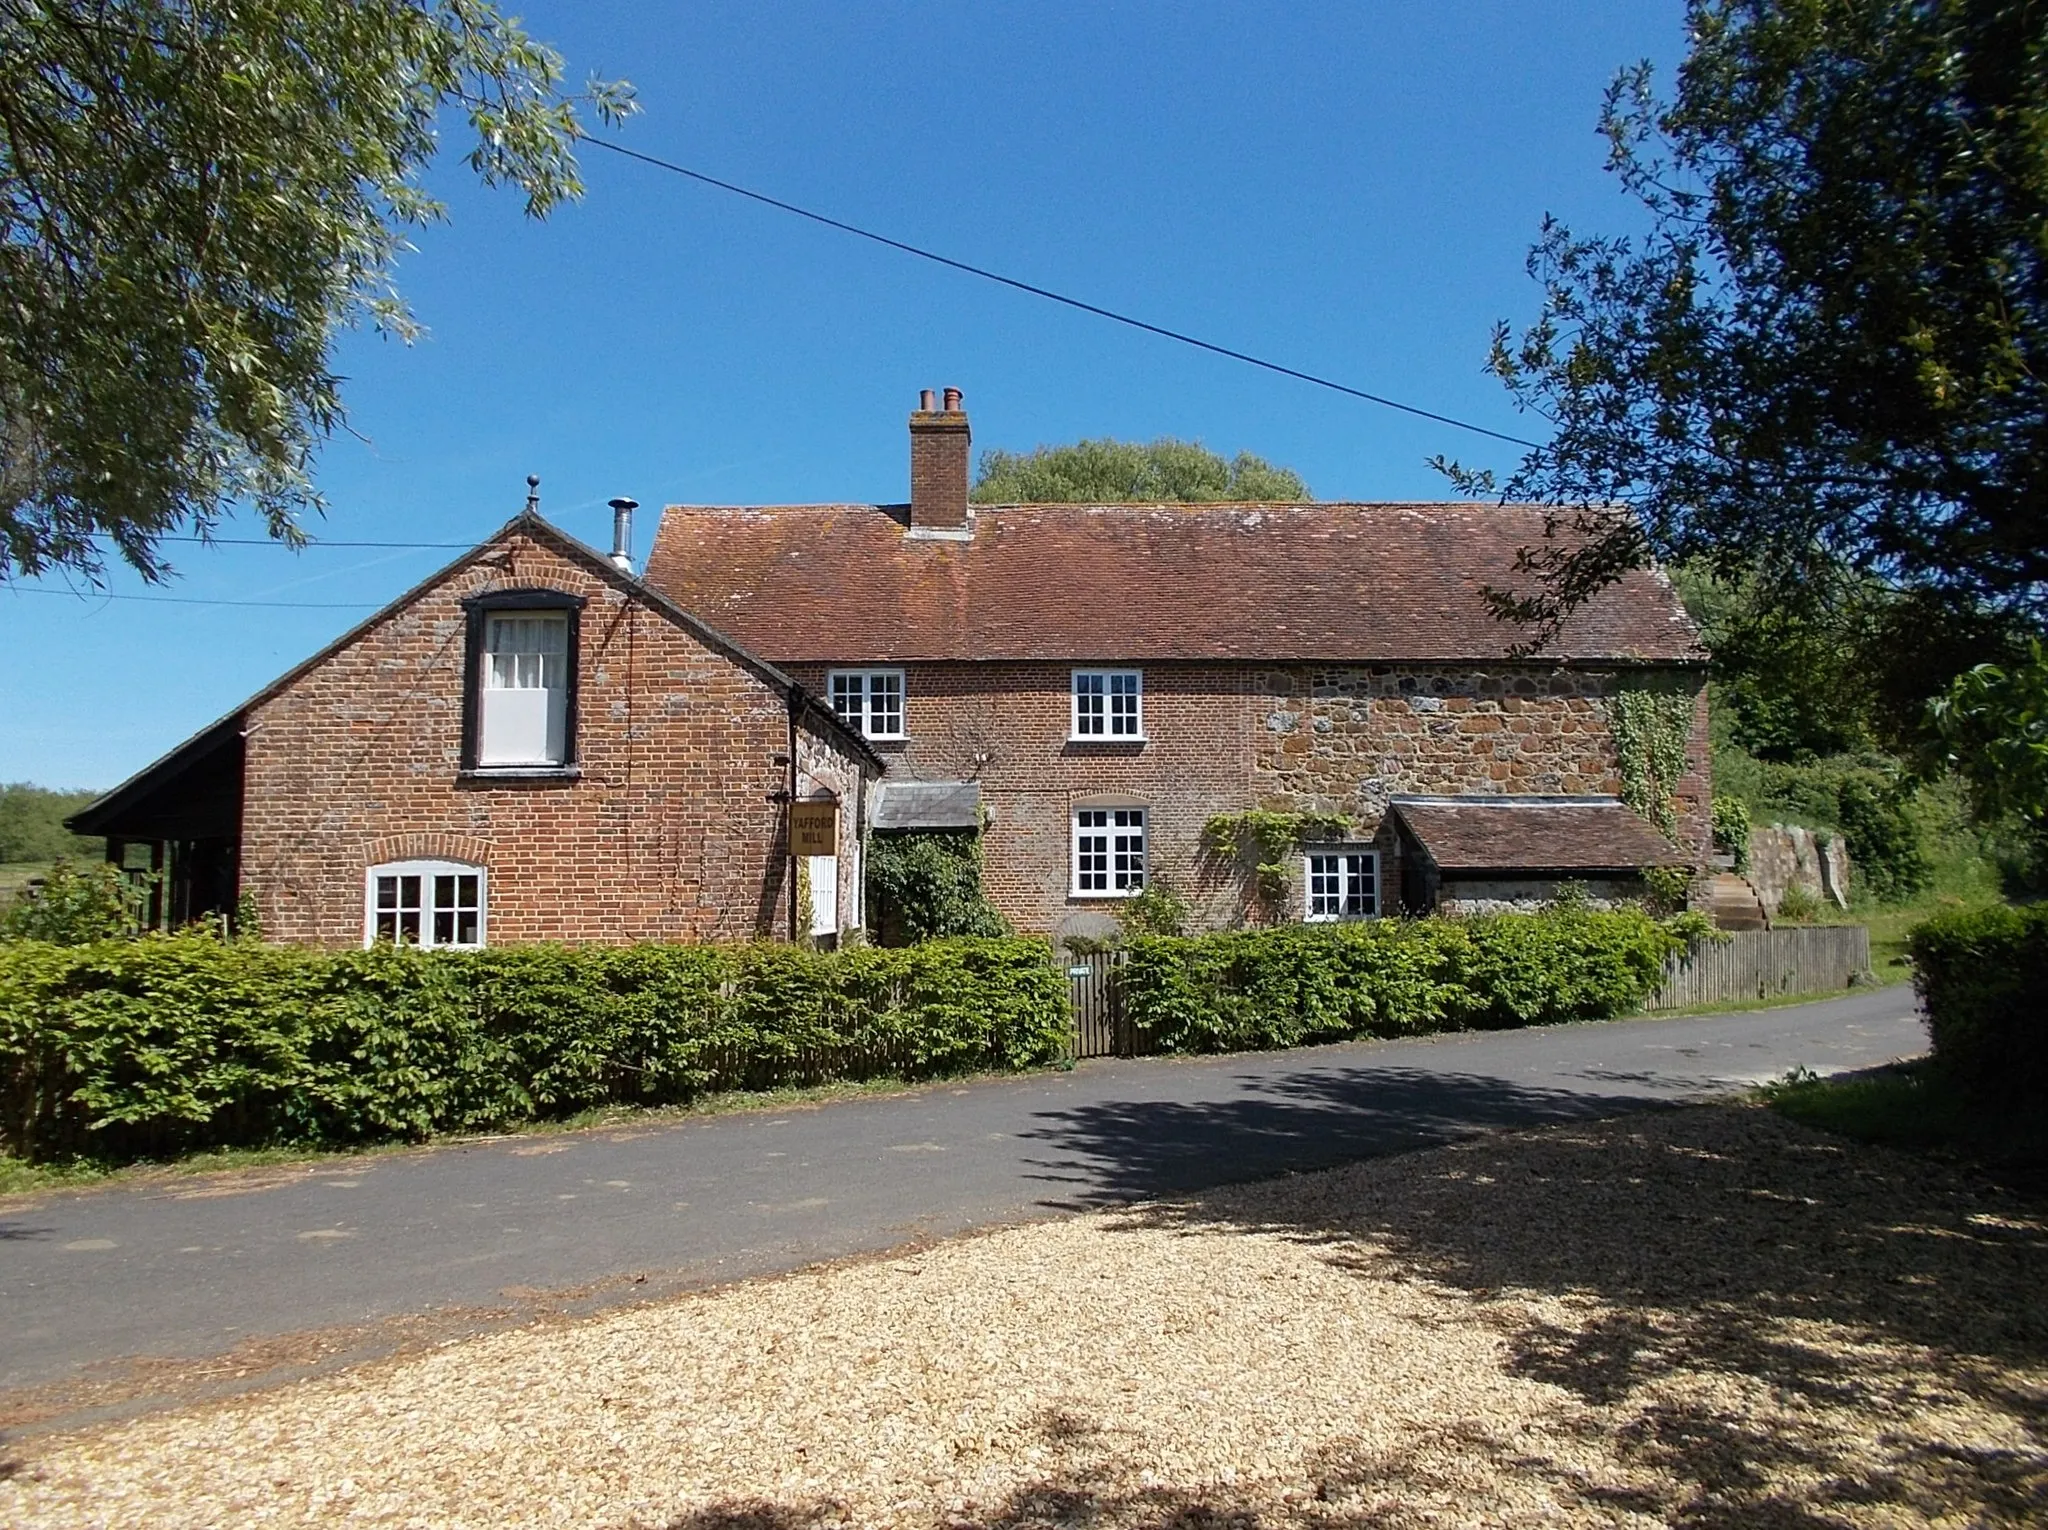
[0,0,636,584]
[1439,0,2048,768]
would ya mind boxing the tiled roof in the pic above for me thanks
[1389,795,1691,872]
[644,501,1701,663]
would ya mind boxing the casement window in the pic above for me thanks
[1071,669,1144,740]
[1073,805,1147,896]
[364,861,486,948]
[827,668,906,741]
[1304,849,1379,921]
[461,589,584,773]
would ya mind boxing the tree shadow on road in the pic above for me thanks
[1016,1062,1674,1208]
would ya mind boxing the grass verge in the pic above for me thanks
[1759,1060,2047,1187]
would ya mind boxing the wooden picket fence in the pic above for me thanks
[1645,925,1873,1011]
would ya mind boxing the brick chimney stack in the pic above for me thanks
[908,386,970,532]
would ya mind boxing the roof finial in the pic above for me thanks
[523,474,540,516]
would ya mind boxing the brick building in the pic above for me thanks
[647,391,1706,940]
[72,510,879,948]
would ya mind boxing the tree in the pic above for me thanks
[1442,0,2048,766]
[972,438,1310,503]
[1,1,634,584]
[0,782,101,862]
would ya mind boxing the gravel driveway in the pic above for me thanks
[5,1101,2042,1528]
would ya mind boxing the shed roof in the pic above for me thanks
[1388,795,1690,873]
[644,501,1703,664]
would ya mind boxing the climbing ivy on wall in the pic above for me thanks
[1609,684,1695,840]
[1201,809,1355,919]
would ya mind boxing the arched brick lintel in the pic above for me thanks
[364,832,493,868]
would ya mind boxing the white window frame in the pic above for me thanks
[826,668,907,741]
[1303,848,1380,922]
[1070,668,1145,741]
[363,860,488,949]
[1072,804,1147,898]
[478,610,570,767]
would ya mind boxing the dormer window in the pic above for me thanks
[461,589,584,775]
[827,668,906,741]
[1071,669,1143,741]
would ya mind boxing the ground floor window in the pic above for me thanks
[1073,806,1146,896]
[365,860,486,948]
[1305,849,1378,920]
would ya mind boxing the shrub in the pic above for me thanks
[0,859,143,944]
[1712,796,1752,872]
[0,933,1066,1163]
[864,831,1010,944]
[1776,884,1823,923]
[1908,904,2048,1108]
[1120,907,1684,1055]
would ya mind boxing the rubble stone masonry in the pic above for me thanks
[242,530,866,948]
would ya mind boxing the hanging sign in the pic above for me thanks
[789,800,839,856]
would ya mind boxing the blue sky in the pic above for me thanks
[3,2,1685,791]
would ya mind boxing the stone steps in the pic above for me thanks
[1702,872,1770,930]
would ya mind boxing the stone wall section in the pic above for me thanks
[242,529,824,948]
[789,659,1711,935]
[1748,824,1852,914]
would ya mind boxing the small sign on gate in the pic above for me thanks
[1067,964,1093,977]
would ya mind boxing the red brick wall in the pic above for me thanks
[242,530,849,948]
[790,659,1711,935]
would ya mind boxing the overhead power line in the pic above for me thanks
[7,586,380,610]
[155,535,477,549]
[583,136,1542,452]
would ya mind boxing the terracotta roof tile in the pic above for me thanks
[1390,796,1691,872]
[643,501,1701,664]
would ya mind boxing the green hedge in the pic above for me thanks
[1119,908,1684,1054]
[0,935,1067,1163]
[1908,904,2048,1106]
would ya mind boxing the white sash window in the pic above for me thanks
[480,612,568,766]
[1305,850,1379,921]
[826,668,906,740]
[1071,669,1144,740]
[1073,806,1146,896]
[365,861,486,948]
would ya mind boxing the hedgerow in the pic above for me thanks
[0,935,1067,1163]
[1908,903,2048,1107]
[1119,907,1684,1054]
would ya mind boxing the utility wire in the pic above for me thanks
[156,535,477,549]
[7,586,380,610]
[583,136,1542,452]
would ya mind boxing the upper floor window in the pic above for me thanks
[1073,805,1146,897]
[1305,849,1378,921]
[365,860,486,948]
[461,589,584,773]
[828,668,906,740]
[1072,669,1143,740]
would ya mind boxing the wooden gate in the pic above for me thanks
[1067,950,1128,1058]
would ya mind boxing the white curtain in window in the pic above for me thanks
[481,613,567,765]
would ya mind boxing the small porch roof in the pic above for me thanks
[870,780,981,832]
[1387,794,1690,875]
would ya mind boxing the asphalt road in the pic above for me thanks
[2,988,1922,1407]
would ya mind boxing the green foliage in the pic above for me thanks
[1639,865,1694,916]
[1931,639,2048,826]
[1,1,635,584]
[1201,809,1355,917]
[971,438,1310,505]
[1609,684,1693,839]
[1441,1,2048,785]
[0,860,143,944]
[0,784,102,863]
[1119,883,1191,938]
[0,934,1068,1163]
[1711,795,1752,872]
[1119,907,1684,1055]
[1835,775,1933,903]
[1909,904,2048,1109]
[1776,884,1823,924]
[864,831,1010,944]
